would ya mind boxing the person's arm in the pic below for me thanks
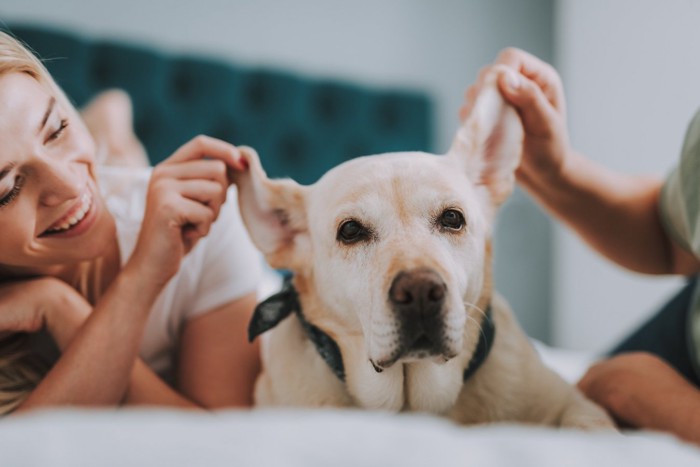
[14,265,172,411]
[45,283,259,410]
[461,48,700,276]
[578,352,700,445]
[19,278,202,409]
[521,151,699,275]
[176,292,260,408]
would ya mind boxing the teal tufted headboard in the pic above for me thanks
[4,24,432,184]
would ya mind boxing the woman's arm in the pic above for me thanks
[44,286,260,410]
[14,266,164,411]
[8,277,201,410]
[176,292,260,408]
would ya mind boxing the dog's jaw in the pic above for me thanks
[367,292,470,371]
[290,278,491,414]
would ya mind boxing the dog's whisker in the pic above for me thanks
[464,314,487,346]
[463,301,487,319]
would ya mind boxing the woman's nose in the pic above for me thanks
[37,160,84,207]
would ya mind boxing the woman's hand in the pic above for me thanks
[460,48,572,186]
[578,352,700,443]
[0,277,91,350]
[126,135,248,288]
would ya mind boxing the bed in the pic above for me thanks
[1,23,700,466]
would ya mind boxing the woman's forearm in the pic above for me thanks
[122,360,200,409]
[518,151,675,275]
[14,265,163,412]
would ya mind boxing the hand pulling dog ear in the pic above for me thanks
[449,65,524,206]
[230,147,309,270]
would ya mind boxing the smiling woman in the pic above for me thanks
[0,31,263,414]
[0,73,115,277]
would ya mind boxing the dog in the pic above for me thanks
[232,66,614,429]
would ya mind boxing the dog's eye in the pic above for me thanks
[439,209,465,231]
[337,220,370,244]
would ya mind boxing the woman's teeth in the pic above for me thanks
[46,192,92,233]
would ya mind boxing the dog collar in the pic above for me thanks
[248,276,495,384]
[248,276,346,381]
[462,305,495,382]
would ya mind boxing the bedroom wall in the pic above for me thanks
[553,0,700,350]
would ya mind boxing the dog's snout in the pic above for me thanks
[389,268,446,313]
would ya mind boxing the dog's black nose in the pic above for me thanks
[389,268,446,316]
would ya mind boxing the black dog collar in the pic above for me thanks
[248,276,495,384]
[248,276,345,381]
[462,305,495,382]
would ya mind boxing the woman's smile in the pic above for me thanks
[39,185,99,239]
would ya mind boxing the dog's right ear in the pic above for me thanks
[447,65,524,207]
[231,147,309,269]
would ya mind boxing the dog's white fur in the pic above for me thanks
[233,67,614,428]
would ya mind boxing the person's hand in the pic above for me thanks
[578,352,700,438]
[126,135,248,289]
[0,278,91,350]
[460,48,571,186]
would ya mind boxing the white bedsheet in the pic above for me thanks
[2,408,699,466]
[3,342,695,466]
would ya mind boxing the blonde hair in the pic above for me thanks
[0,30,90,415]
[0,30,73,108]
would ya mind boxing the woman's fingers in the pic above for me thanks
[129,135,247,284]
[175,197,218,252]
[151,155,232,224]
[177,179,227,219]
[156,159,229,187]
[164,135,247,173]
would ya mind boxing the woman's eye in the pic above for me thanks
[0,176,25,208]
[337,220,370,244]
[46,119,69,143]
[439,209,465,231]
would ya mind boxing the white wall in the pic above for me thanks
[554,0,700,350]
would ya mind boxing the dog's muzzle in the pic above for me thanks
[386,267,450,363]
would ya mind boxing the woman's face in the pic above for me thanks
[0,72,115,274]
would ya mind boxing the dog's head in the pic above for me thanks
[234,67,522,371]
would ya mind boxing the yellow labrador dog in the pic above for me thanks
[234,67,613,429]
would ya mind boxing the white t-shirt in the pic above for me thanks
[98,166,263,384]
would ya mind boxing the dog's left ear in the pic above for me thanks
[448,65,524,206]
[231,146,309,270]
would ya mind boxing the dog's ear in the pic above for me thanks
[231,147,309,269]
[448,65,524,206]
